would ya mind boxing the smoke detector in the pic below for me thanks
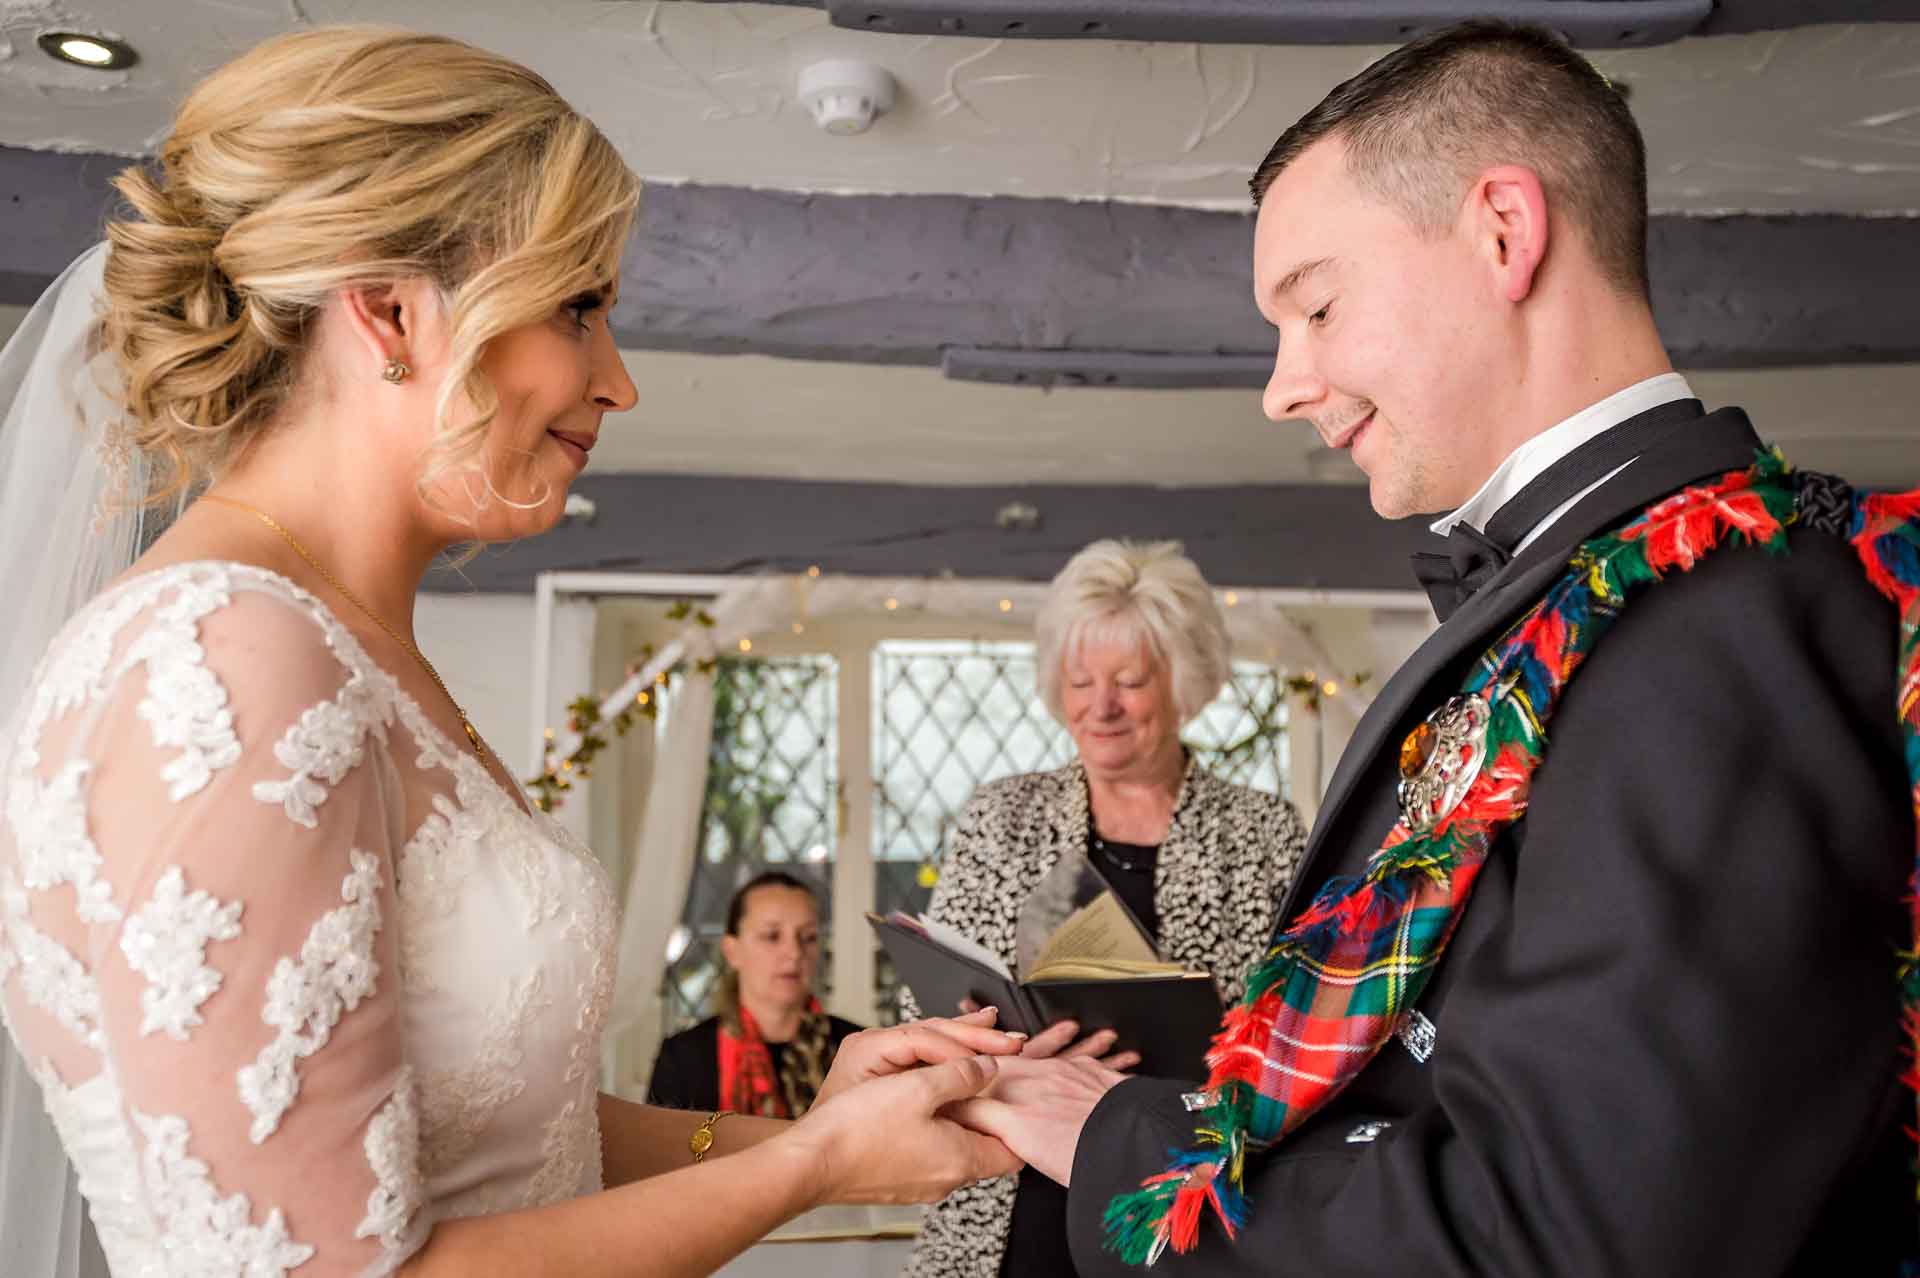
[797,60,897,136]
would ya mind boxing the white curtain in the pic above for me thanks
[604,664,716,1095]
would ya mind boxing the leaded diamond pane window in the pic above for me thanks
[872,641,1074,933]
[1186,665,1292,795]
[870,640,1288,1021]
[658,655,838,1036]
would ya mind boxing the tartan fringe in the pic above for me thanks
[1103,1150,1247,1266]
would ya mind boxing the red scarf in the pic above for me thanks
[718,999,826,1118]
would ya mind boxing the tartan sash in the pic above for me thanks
[1104,452,1920,1265]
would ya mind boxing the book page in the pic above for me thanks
[1027,957,1197,981]
[1032,890,1163,973]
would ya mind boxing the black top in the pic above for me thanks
[1001,834,1164,1278]
[644,1013,864,1114]
[1087,834,1161,940]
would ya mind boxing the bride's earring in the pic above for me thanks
[382,358,411,384]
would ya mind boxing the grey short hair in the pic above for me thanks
[1035,539,1231,725]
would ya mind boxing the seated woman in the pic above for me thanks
[648,872,862,1117]
[902,539,1310,1278]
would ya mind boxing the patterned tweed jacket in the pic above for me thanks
[901,758,1307,1278]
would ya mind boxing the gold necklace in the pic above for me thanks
[199,494,494,765]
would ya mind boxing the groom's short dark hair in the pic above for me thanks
[1251,20,1648,298]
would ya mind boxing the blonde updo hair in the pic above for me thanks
[101,25,640,506]
[1035,539,1232,725]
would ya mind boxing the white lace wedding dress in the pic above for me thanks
[0,561,620,1276]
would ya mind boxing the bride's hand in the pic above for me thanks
[782,1054,1023,1205]
[811,1007,1026,1108]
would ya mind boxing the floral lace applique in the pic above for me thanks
[525,1094,595,1207]
[556,831,619,1059]
[419,971,547,1179]
[1,867,102,1049]
[237,848,383,1144]
[526,838,617,1205]
[120,866,244,1040]
[8,761,119,923]
[253,674,392,830]
[393,792,487,993]
[356,1065,425,1252]
[135,1108,316,1275]
[124,576,244,802]
[23,572,178,748]
[30,1058,150,1270]
[396,784,562,993]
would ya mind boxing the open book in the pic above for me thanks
[870,891,1223,1080]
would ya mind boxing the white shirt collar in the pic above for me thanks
[1429,372,1695,555]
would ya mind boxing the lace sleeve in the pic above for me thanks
[15,573,427,1276]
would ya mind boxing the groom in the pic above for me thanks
[964,19,1915,1274]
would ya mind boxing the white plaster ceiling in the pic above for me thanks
[590,353,1920,490]
[2,1,1919,214]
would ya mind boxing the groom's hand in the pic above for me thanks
[942,1054,1124,1185]
[812,1008,1027,1108]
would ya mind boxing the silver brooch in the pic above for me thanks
[1397,1009,1437,1064]
[1396,692,1492,835]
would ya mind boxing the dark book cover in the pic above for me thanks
[871,916,1046,1034]
[870,912,1223,1079]
[1024,974,1222,1081]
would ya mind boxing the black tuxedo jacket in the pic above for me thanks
[1065,403,1917,1276]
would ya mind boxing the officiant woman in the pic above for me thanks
[900,539,1309,1278]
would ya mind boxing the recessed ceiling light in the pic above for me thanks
[36,31,138,71]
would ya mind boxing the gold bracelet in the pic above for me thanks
[689,1110,730,1163]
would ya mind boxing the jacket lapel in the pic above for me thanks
[1280,405,1764,919]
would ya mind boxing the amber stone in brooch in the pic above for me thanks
[1398,721,1438,778]
[1396,693,1492,835]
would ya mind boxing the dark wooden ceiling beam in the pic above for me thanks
[420,472,1434,595]
[5,147,1919,385]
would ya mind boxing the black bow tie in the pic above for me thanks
[1406,397,1705,623]
[1410,523,1509,622]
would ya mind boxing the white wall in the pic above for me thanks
[414,591,542,776]
[414,587,605,864]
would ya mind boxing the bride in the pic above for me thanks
[0,25,1028,1276]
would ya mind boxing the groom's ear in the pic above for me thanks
[1468,164,1550,304]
